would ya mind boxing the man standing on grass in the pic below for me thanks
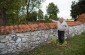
[50,18,68,46]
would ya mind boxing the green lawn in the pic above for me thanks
[19,32,85,55]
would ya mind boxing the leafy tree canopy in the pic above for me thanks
[71,1,85,21]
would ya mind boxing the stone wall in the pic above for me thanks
[0,23,85,54]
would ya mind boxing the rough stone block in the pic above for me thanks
[0,43,5,48]
[22,38,27,43]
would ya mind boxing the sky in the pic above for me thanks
[41,0,79,19]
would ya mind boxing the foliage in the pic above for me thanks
[44,14,49,21]
[27,11,37,21]
[49,15,58,20]
[37,9,43,20]
[47,2,59,20]
[0,0,45,25]
[51,37,57,46]
[24,0,45,21]
[71,1,85,21]
[0,0,26,25]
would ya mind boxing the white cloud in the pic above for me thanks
[41,0,78,19]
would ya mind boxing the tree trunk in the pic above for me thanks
[26,0,30,16]
[0,8,7,26]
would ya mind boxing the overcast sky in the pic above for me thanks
[41,0,79,19]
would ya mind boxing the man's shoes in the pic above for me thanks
[62,41,67,46]
[57,41,67,47]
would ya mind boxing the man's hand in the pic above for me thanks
[49,19,52,21]
[64,29,66,32]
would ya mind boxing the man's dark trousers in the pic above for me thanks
[58,30,65,44]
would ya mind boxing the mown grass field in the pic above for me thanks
[19,32,85,55]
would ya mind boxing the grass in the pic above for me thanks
[19,32,85,55]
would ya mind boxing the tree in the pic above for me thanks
[28,11,37,21]
[37,9,43,20]
[0,0,23,25]
[0,0,45,25]
[24,0,45,21]
[44,14,49,21]
[47,2,59,20]
[71,1,85,21]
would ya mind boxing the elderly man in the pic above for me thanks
[51,18,68,45]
